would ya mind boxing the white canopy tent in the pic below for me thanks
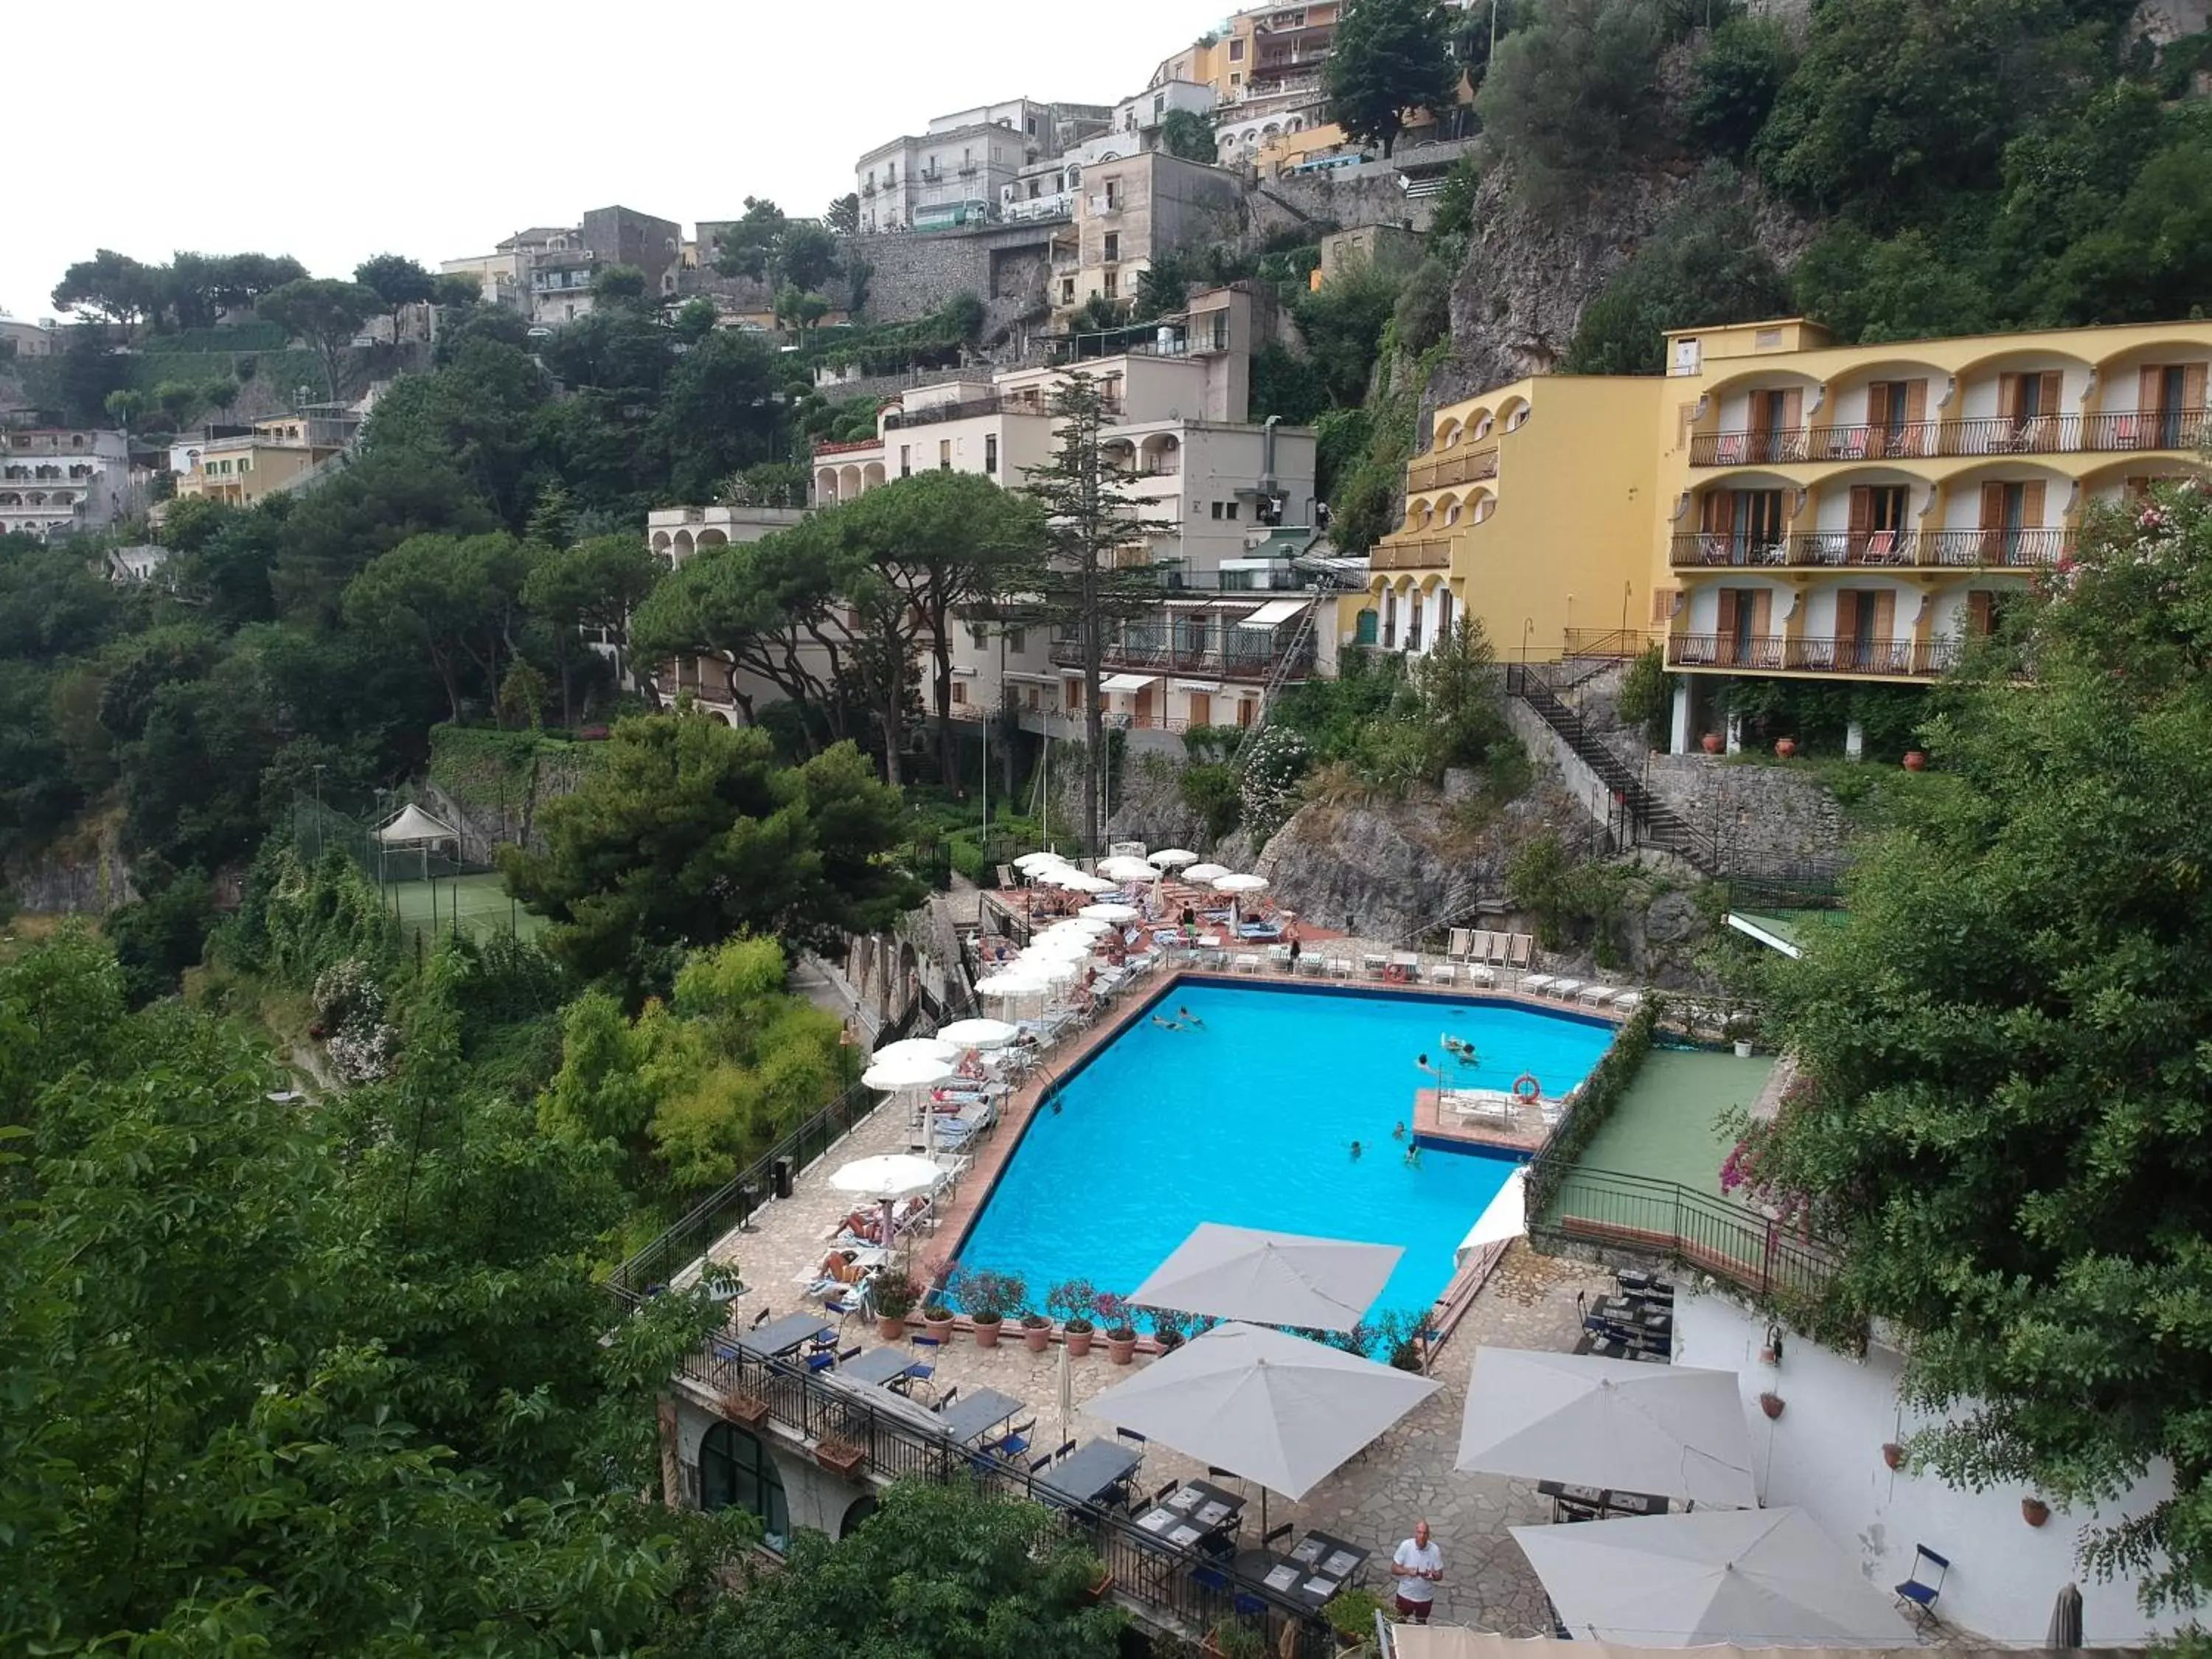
[372,801,460,880]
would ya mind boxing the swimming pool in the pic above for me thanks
[953,981,1619,1331]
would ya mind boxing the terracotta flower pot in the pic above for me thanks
[973,1315,1003,1349]
[1882,1442,1905,1470]
[877,1313,908,1342]
[1106,1331,1138,1365]
[1759,1391,1785,1420]
[923,1311,954,1345]
[1021,1318,1054,1353]
[1775,737,1798,758]
[1902,750,1927,772]
[1702,731,1725,755]
[1064,1326,1096,1359]
[815,1440,866,1479]
[2023,1496,2050,1528]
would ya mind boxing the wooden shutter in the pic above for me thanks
[2037,370,2062,415]
[1967,590,1994,636]
[1750,590,1773,662]
[1871,590,1896,644]
[1781,389,1804,458]
[1997,373,2022,420]
[1903,380,1928,456]
[2021,480,2046,560]
[1702,490,1732,533]
[2140,365,2163,417]
[1189,692,1210,726]
[1650,585,1677,626]
[1848,486,1873,538]
[1866,383,1891,433]
[2186,364,2208,410]
[1978,480,2006,527]
[1716,589,1739,662]
[1834,591,1858,662]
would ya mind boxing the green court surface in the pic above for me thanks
[1730,908,1848,952]
[1575,1047,1775,1198]
[389,872,546,945]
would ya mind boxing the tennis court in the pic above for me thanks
[390,872,547,945]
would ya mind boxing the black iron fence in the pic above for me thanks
[684,1340,1337,1656]
[1526,1161,1840,1305]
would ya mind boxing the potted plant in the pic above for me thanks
[953,1267,1024,1349]
[1774,737,1798,759]
[1203,1620,1269,1659]
[1902,749,1927,771]
[1324,1586,1393,1650]
[1701,731,1725,755]
[1151,1308,1192,1352]
[1019,1295,1055,1354]
[1049,1279,1098,1358]
[872,1268,919,1341]
[2023,1495,2051,1528]
[1097,1292,1139,1365]
[814,1435,866,1479]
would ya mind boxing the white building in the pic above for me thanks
[0,428,133,541]
[807,285,1324,739]
[855,98,1113,234]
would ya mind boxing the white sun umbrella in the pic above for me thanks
[1026,933,1100,960]
[1455,1167,1528,1267]
[1085,1321,1440,1530]
[1043,915,1113,936]
[1182,861,1231,883]
[976,969,1048,1002]
[1080,902,1143,924]
[871,1036,960,1067]
[1099,855,1160,885]
[1149,847,1200,869]
[1511,1507,1920,1648]
[1213,872,1269,895]
[1130,1222,1402,1333]
[1457,1346,1760,1510]
[861,1053,956,1093]
[1026,954,1082,984]
[938,1017,1019,1048]
[829,1152,950,1255]
[1048,869,1118,895]
[1014,851,1072,874]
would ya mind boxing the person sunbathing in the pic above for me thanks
[817,1249,866,1285]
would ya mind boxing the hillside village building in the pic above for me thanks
[1359,316,2212,751]
[0,427,133,540]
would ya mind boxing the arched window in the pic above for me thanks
[1436,590,1454,642]
[840,1494,880,1537]
[700,1422,788,1548]
[1354,607,1378,645]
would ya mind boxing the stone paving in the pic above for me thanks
[702,1092,1612,1634]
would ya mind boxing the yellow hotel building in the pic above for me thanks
[1352,316,2212,751]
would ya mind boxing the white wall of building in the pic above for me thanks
[1675,1290,2187,1646]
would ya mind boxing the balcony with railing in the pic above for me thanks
[1669,526,2073,571]
[1666,633,1962,678]
[1407,445,1498,492]
[811,435,886,457]
[1051,622,1317,683]
[879,392,1119,433]
[1690,408,2211,467]
[1369,538,1452,571]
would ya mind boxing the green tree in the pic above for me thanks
[1731,482,2212,1610]
[1684,13,1798,161]
[102,387,145,434]
[1160,106,1219,162]
[433,270,488,309]
[352,251,437,342]
[712,197,792,282]
[258,276,379,397]
[1788,225,1997,344]
[497,712,920,994]
[698,1481,1124,1659]
[592,262,651,305]
[1475,0,1668,204]
[826,191,861,234]
[1326,0,1462,157]
[1020,373,1169,856]
[49,248,161,338]
[780,221,841,293]
[341,531,538,723]
[362,338,552,526]
[522,532,667,724]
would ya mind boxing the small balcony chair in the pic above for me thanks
[1894,1543,1950,1631]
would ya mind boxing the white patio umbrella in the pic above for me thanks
[1042,916,1113,936]
[1083,1321,1440,1529]
[1148,847,1200,869]
[1099,855,1159,884]
[1014,851,1072,873]
[938,1017,1019,1048]
[828,1152,950,1254]
[1456,1347,1760,1510]
[1055,1336,1076,1448]
[1510,1507,1920,1648]
[1129,1222,1402,1333]
[976,969,1048,999]
[871,1036,960,1067]
[1026,936,1099,963]
[861,1053,957,1093]
[1026,954,1082,984]
[1046,870,1117,894]
[1213,870,1269,927]
[1455,1167,1528,1267]
[1079,902,1143,923]
[1182,861,1231,883]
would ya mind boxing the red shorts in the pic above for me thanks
[1395,1593,1434,1622]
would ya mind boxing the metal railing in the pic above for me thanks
[1691,408,2211,466]
[1407,445,1498,492]
[1526,1162,1840,1305]
[1048,633,1318,684]
[1505,663,1719,871]
[1369,538,1452,571]
[679,1343,1336,1655]
[1668,528,2073,571]
[1666,633,1962,678]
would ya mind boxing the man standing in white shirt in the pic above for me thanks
[1390,1517,1443,1624]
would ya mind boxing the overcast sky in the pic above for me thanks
[2,0,1221,319]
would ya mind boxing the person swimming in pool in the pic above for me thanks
[1151,1015,1182,1031]
[1405,1143,1422,1168]
[1391,1121,1407,1141]
[1178,1006,1205,1029]
[1350,1140,1363,1161]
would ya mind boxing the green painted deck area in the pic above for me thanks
[1576,1048,1775,1199]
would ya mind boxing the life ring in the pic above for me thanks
[1512,1071,1543,1103]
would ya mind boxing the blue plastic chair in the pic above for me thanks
[1895,1544,1950,1630]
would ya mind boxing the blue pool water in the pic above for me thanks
[954,981,1618,1329]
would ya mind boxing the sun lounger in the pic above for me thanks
[1362,953,1389,979]
[1507,933,1533,970]
[1610,990,1643,1013]
[1521,973,1556,995]
[1233,953,1262,974]
[1449,927,1474,961]
[1469,929,1497,964]
[1446,1088,1517,1122]
[1579,983,1615,1006]
[1548,978,1583,1001]
[1466,964,1496,988]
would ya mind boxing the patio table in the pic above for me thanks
[1037,1438,1142,1506]
[1537,1478,1672,1519]
[1288,1528,1371,1588]
[937,1387,1024,1444]
[736,1312,836,1360]
[841,1346,925,1388]
[1233,1547,1345,1613]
